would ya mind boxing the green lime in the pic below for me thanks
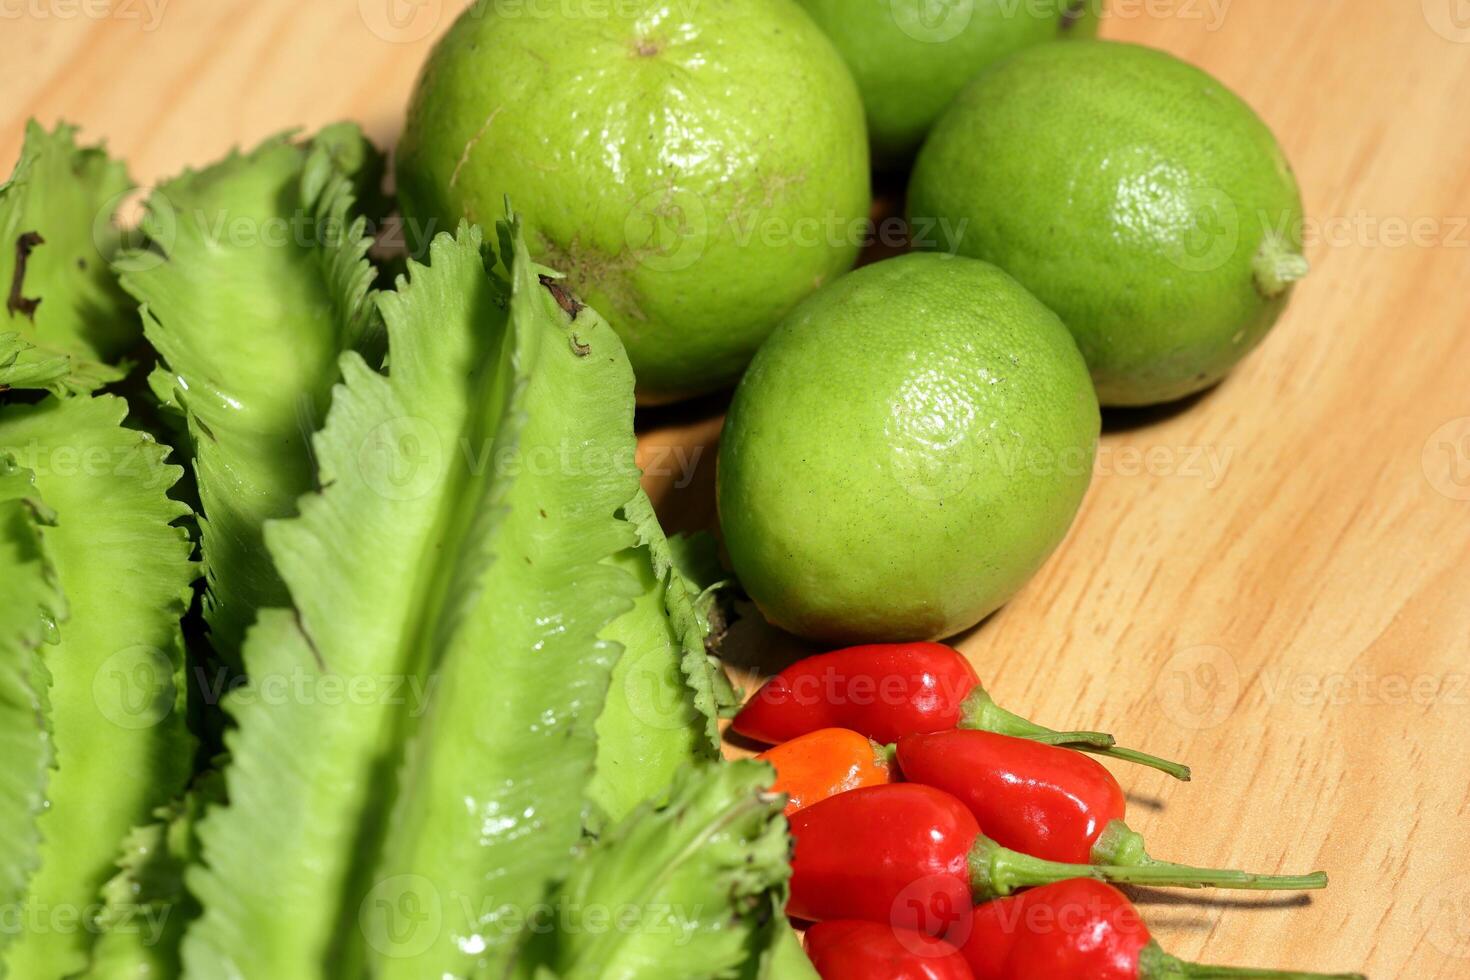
[718,253,1098,643]
[396,0,870,402]
[909,40,1308,406]
[795,0,1099,167]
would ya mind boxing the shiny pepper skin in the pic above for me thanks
[733,643,981,744]
[788,783,978,936]
[731,643,1190,780]
[787,774,1328,926]
[757,727,895,816]
[958,878,1366,980]
[897,729,1123,863]
[805,920,974,980]
[959,878,1149,980]
[895,729,1330,895]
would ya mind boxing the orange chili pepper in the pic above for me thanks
[756,727,894,816]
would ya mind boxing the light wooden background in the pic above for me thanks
[4,2,1468,976]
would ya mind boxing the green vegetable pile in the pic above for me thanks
[0,121,808,979]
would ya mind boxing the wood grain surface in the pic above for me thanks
[4,1,1468,976]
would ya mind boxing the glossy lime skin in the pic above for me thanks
[795,0,1098,167]
[397,0,870,402]
[909,41,1307,406]
[718,253,1099,643]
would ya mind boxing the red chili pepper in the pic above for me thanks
[896,728,1327,889]
[756,727,895,816]
[787,784,1325,933]
[959,878,1365,980]
[804,920,974,980]
[731,642,1189,780]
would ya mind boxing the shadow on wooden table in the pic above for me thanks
[1126,887,1317,913]
[1101,385,1217,433]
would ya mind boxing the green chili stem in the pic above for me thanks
[1138,941,1366,980]
[960,688,1192,780]
[968,835,1328,902]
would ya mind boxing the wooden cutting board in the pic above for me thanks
[4,2,1468,976]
